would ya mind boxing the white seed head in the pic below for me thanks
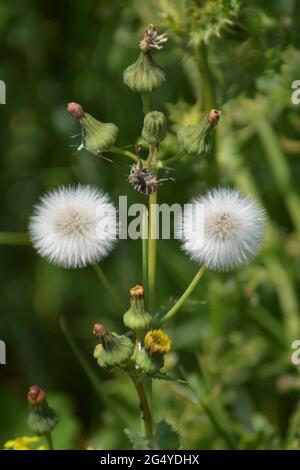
[29,185,118,268]
[179,187,265,271]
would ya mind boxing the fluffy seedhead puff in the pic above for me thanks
[179,188,265,271]
[29,185,118,269]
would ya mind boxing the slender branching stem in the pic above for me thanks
[0,232,30,245]
[45,432,54,450]
[159,265,206,326]
[110,147,138,162]
[142,203,148,297]
[93,263,124,310]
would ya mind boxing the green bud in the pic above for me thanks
[123,285,152,331]
[93,324,134,368]
[123,52,166,94]
[27,386,58,436]
[67,102,118,155]
[177,109,221,156]
[142,111,167,145]
[136,348,164,374]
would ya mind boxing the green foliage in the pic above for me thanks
[1,0,300,450]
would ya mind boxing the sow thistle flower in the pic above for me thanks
[180,187,265,271]
[29,185,118,268]
[3,435,47,451]
[136,329,172,374]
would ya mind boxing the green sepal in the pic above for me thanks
[136,348,164,374]
[142,111,167,145]
[27,402,58,436]
[123,52,166,94]
[94,333,134,368]
[80,113,118,155]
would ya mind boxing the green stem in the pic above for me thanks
[0,232,30,245]
[142,203,148,295]
[198,44,215,112]
[141,93,151,114]
[110,147,138,162]
[45,432,54,450]
[131,377,153,444]
[159,265,206,326]
[93,264,124,310]
[148,191,158,313]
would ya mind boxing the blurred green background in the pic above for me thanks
[1,0,300,450]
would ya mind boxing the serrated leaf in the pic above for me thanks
[155,420,180,450]
[124,429,150,450]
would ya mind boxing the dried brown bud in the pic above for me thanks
[67,102,85,120]
[139,24,168,53]
[208,109,221,125]
[93,323,107,338]
[130,285,145,299]
[27,385,46,406]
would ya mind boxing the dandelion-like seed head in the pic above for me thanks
[29,185,118,269]
[180,187,265,271]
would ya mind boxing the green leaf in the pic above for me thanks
[155,420,180,450]
[124,429,150,450]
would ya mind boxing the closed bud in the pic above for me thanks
[142,111,167,145]
[27,385,58,436]
[67,102,118,155]
[123,52,166,94]
[177,109,221,156]
[93,323,134,368]
[123,285,152,331]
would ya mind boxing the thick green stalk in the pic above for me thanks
[131,377,153,444]
[148,191,158,313]
[159,265,206,326]
[142,203,148,295]
[141,93,151,114]
[93,263,124,310]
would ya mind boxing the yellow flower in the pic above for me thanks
[3,435,45,450]
[144,329,172,354]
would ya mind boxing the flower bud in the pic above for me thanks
[67,102,118,155]
[142,111,167,145]
[93,323,134,368]
[27,386,58,436]
[123,52,166,94]
[177,109,221,156]
[123,285,152,331]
